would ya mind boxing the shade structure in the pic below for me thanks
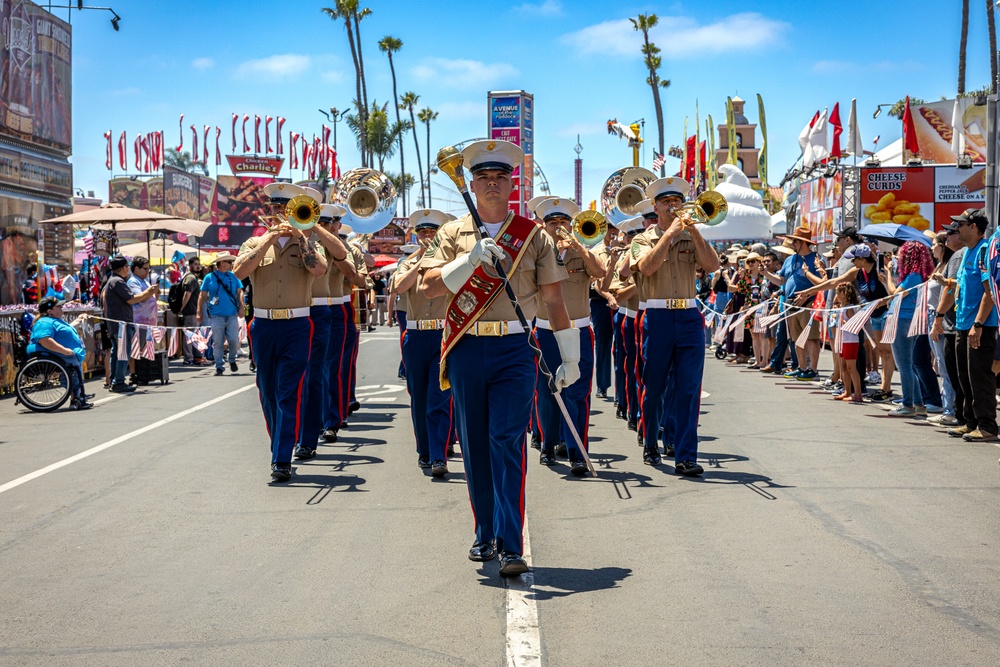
[44,202,179,225]
[117,239,200,260]
[857,223,932,247]
[373,254,397,268]
[90,218,212,237]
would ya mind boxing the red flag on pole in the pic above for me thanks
[265,116,273,154]
[829,102,843,159]
[242,114,250,153]
[142,134,151,172]
[156,131,164,170]
[684,135,696,181]
[190,125,198,163]
[104,131,112,170]
[231,113,237,152]
[276,117,286,154]
[176,113,184,151]
[134,133,142,171]
[203,125,210,164]
[902,96,920,156]
[290,131,300,168]
[118,131,127,170]
[215,126,222,166]
[254,115,261,153]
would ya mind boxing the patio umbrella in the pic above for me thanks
[117,239,200,265]
[43,202,180,225]
[857,223,932,247]
[373,254,397,268]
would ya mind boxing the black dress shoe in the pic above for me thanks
[340,421,349,429]
[658,426,663,439]
[270,463,291,482]
[643,448,662,466]
[596,388,608,398]
[674,460,704,476]
[321,429,338,443]
[468,541,496,562]
[447,443,457,458]
[249,361,256,372]
[499,553,529,577]
[110,384,136,393]
[293,446,316,460]
[348,400,361,414]
[530,433,541,450]
[539,451,556,466]
[636,430,643,446]
[663,444,675,457]
[627,419,637,431]
[431,460,448,477]
[555,442,567,457]
[570,459,588,476]
[230,361,238,372]
[417,456,431,469]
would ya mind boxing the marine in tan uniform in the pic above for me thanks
[632,177,719,474]
[394,209,456,476]
[532,197,607,475]
[234,183,328,483]
[420,139,573,578]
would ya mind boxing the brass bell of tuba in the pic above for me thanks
[600,166,656,224]
[334,168,398,235]
[572,210,608,247]
[678,191,728,226]
[284,194,322,231]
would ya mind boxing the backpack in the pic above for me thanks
[167,281,184,314]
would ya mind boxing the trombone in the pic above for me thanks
[256,194,322,231]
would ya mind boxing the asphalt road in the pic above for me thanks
[2,330,1000,666]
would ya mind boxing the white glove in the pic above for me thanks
[553,327,581,390]
[440,238,505,293]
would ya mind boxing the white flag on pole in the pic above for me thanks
[809,108,829,164]
[798,111,818,165]
[951,97,966,159]
[846,98,864,158]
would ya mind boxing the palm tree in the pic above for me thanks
[400,91,424,207]
[164,148,207,175]
[630,14,670,176]
[322,1,371,166]
[959,0,969,94]
[989,0,998,94]
[379,35,407,214]
[418,108,439,208]
[888,97,926,120]
[316,165,332,203]
[348,101,407,173]
[387,171,416,206]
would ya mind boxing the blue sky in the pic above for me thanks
[67,0,995,216]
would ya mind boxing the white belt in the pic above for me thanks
[254,306,311,320]
[466,320,525,336]
[406,319,445,331]
[638,301,647,310]
[312,297,335,306]
[645,298,697,310]
[330,295,351,305]
[534,316,591,330]
[622,307,636,318]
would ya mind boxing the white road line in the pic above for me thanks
[505,516,541,667]
[91,394,123,406]
[0,383,257,496]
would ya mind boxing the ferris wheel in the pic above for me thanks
[413,137,553,218]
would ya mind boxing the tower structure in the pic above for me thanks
[716,96,762,190]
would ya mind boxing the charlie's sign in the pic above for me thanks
[226,155,284,176]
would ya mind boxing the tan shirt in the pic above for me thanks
[238,236,316,310]
[537,247,596,321]
[630,226,698,300]
[396,255,447,320]
[311,247,332,298]
[420,213,566,322]
[327,242,368,297]
[610,257,640,311]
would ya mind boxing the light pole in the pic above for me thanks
[318,107,348,151]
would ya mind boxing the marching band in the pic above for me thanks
[237,139,719,576]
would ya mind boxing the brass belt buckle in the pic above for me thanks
[271,309,289,320]
[479,322,502,336]
[418,320,433,331]
[670,299,685,309]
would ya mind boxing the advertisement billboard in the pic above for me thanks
[109,177,147,209]
[859,165,986,233]
[798,171,843,243]
[163,166,199,220]
[912,98,987,164]
[0,143,72,197]
[0,197,70,305]
[0,0,72,155]
[488,90,533,216]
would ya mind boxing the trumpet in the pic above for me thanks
[672,191,728,227]
[571,210,608,247]
[256,194,322,232]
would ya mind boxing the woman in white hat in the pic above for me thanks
[728,251,769,368]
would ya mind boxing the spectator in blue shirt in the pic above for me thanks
[197,254,244,376]
[883,241,942,417]
[942,209,998,442]
[763,224,821,380]
[27,297,91,410]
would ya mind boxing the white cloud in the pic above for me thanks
[411,58,519,89]
[513,0,562,16]
[561,13,789,59]
[436,101,485,122]
[234,54,311,79]
[191,57,214,71]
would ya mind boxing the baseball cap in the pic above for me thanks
[38,296,65,313]
[949,207,988,231]
[835,225,861,240]
[842,243,872,260]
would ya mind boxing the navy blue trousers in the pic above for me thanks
[641,309,704,464]
[533,327,595,460]
[590,299,613,392]
[250,317,313,464]
[623,315,639,422]
[448,334,534,555]
[345,302,360,403]
[396,310,407,377]
[324,303,350,431]
[403,329,452,462]
[299,305,332,448]
[613,312,626,406]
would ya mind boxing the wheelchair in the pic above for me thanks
[14,351,87,412]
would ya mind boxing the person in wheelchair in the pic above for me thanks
[27,297,92,410]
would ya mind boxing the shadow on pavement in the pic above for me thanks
[271,473,368,495]
[476,566,633,599]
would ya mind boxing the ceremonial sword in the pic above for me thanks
[437,146,597,477]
